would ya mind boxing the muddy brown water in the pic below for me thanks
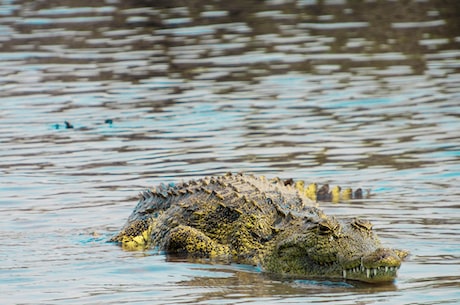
[1,0,459,304]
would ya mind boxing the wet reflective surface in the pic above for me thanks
[1,0,459,304]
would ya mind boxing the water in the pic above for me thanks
[1,0,459,304]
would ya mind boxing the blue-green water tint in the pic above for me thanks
[1,0,460,304]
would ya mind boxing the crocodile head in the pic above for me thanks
[264,208,408,283]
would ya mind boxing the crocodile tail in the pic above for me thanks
[292,180,366,202]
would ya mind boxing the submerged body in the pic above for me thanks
[111,173,407,283]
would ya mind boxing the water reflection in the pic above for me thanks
[169,257,402,303]
[0,0,459,304]
[1,0,459,88]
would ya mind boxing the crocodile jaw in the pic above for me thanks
[342,264,400,283]
[340,248,408,283]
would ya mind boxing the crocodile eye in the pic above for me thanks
[318,220,338,235]
[351,218,373,231]
[318,223,332,235]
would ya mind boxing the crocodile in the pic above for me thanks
[110,172,408,283]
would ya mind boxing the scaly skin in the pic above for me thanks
[110,173,407,283]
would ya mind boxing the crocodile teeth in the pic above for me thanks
[345,265,398,279]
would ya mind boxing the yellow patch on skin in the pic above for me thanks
[305,183,317,201]
[342,188,352,200]
[331,186,341,203]
[118,220,153,251]
[295,180,305,193]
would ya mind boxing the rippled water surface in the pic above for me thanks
[1,0,459,304]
